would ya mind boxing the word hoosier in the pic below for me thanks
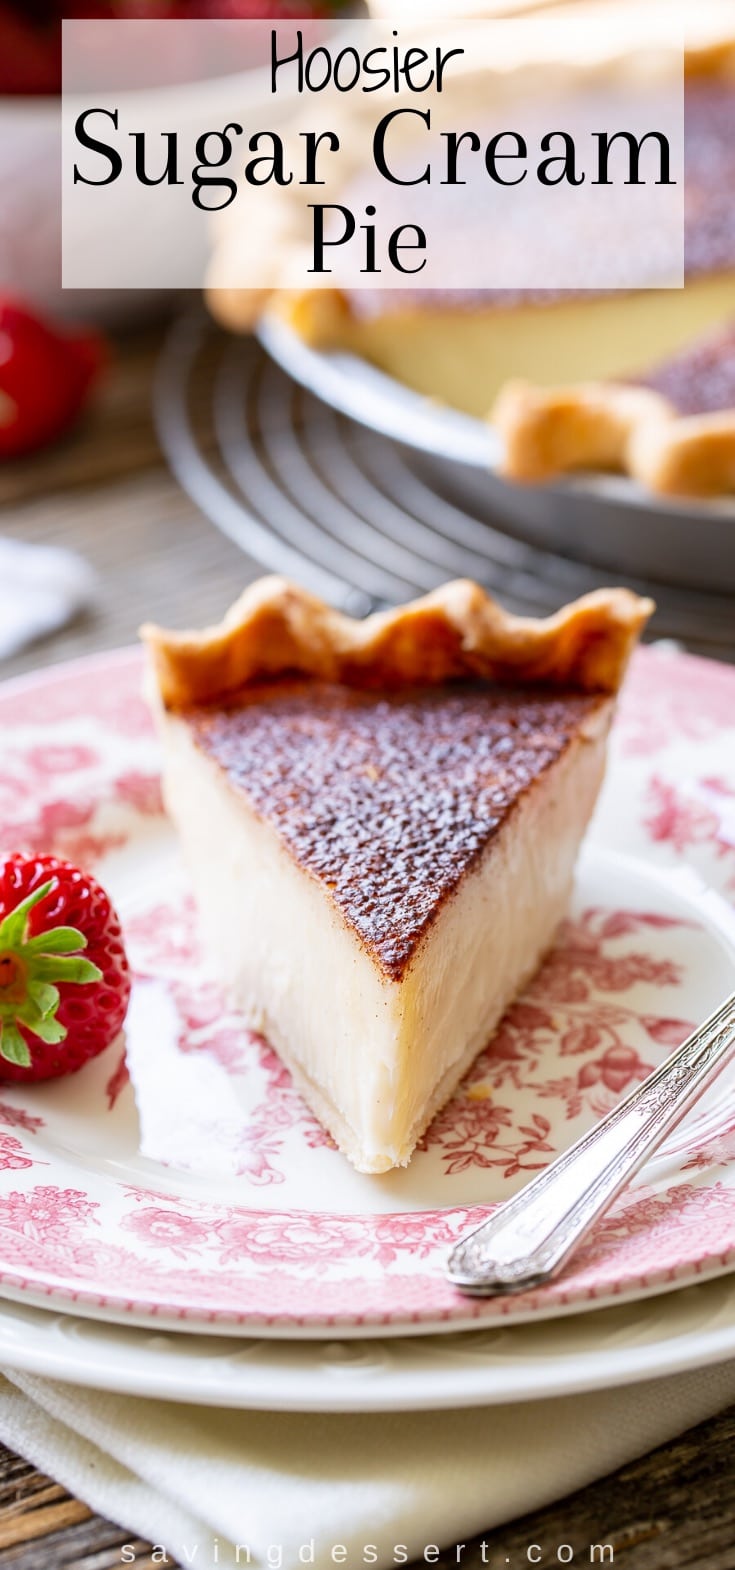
[271,28,465,96]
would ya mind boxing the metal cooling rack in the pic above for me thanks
[154,312,735,658]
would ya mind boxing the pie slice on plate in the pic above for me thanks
[142,578,652,1174]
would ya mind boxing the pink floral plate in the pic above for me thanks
[0,643,735,1337]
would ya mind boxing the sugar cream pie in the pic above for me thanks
[208,5,735,499]
[278,50,735,426]
[142,578,652,1174]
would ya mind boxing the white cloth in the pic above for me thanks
[0,537,95,659]
[0,1360,734,1568]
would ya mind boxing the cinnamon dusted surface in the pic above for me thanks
[187,678,606,979]
[685,81,735,279]
[640,324,735,415]
[342,78,735,322]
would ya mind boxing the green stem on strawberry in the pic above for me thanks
[0,880,101,1068]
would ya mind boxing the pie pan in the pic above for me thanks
[257,311,735,596]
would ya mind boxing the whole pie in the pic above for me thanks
[142,577,652,1174]
[208,6,735,499]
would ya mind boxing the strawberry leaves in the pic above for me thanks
[0,880,101,1067]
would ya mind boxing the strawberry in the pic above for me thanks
[0,854,131,1082]
[0,2,336,96]
[0,3,114,97]
[0,4,62,96]
[0,298,106,460]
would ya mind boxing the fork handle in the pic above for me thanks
[447,991,735,1296]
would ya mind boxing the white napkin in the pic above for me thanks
[0,537,96,660]
[1,1360,735,1568]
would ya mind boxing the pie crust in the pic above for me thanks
[142,576,653,710]
[492,379,735,497]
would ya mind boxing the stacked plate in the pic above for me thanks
[1,634,735,1416]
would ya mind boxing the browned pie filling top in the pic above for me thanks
[343,79,735,320]
[684,80,735,278]
[639,323,735,415]
[187,679,606,979]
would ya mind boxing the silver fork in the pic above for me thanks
[447,991,735,1297]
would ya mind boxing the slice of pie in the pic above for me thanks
[142,578,651,1174]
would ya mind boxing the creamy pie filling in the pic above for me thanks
[157,680,612,1172]
[288,276,735,418]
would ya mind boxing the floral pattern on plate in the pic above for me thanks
[0,644,733,1335]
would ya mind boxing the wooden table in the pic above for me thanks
[0,323,734,1569]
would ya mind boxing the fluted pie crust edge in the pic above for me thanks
[491,381,735,497]
[141,577,654,710]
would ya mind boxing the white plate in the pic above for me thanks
[257,312,735,593]
[1,644,735,1336]
[3,1272,735,1410]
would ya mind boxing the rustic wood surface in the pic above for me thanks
[0,321,734,1569]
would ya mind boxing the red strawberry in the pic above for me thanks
[0,854,131,1082]
[166,2,330,14]
[0,3,116,96]
[0,2,334,96]
[0,4,61,96]
[0,298,106,460]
